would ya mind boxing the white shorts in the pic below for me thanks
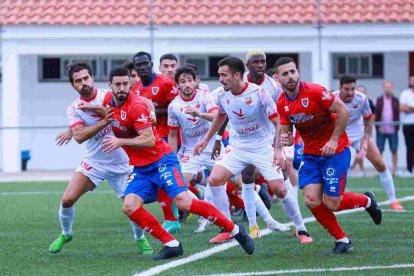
[179,151,215,175]
[75,159,131,198]
[283,145,294,159]
[215,145,283,181]
[351,140,361,152]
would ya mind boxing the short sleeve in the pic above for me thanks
[167,103,180,130]
[164,80,179,102]
[203,92,219,113]
[362,96,373,118]
[259,88,278,120]
[314,86,335,110]
[67,103,84,128]
[276,98,289,125]
[102,91,113,108]
[130,102,152,132]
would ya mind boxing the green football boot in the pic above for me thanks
[48,234,72,253]
[136,237,153,255]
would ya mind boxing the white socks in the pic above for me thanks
[242,183,257,226]
[59,204,75,235]
[280,190,307,232]
[379,169,396,202]
[129,220,145,240]
[204,184,214,205]
[337,237,350,243]
[230,224,240,236]
[254,192,275,225]
[165,240,179,247]
[210,185,231,220]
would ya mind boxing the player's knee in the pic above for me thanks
[61,196,77,208]
[303,193,320,209]
[268,180,287,198]
[122,201,141,216]
[208,174,223,187]
[174,195,191,212]
[374,160,387,172]
[323,198,340,211]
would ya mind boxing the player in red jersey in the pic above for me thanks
[131,52,181,233]
[275,57,382,255]
[101,66,254,260]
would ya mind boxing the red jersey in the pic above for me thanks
[131,73,178,138]
[277,82,350,156]
[103,92,172,167]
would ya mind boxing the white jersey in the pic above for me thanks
[245,74,284,102]
[67,88,129,164]
[216,83,278,151]
[333,90,372,142]
[168,89,219,152]
[199,82,210,93]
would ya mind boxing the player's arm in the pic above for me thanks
[279,124,294,146]
[211,116,229,159]
[168,129,179,153]
[139,96,156,125]
[361,115,373,151]
[185,107,217,122]
[194,112,227,155]
[56,128,73,146]
[321,97,349,156]
[71,110,114,144]
[116,126,155,149]
[77,101,107,118]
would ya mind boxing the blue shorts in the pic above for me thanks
[298,147,351,197]
[293,143,304,170]
[125,152,188,203]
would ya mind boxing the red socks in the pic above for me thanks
[189,199,235,232]
[157,189,177,221]
[129,207,174,244]
[226,181,245,209]
[310,202,346,240]
[337,192,368,211]
[188,184,199,196]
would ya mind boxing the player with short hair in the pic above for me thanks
[123,61,140,87]
[101,66,254,260]
[49,62,152,255]
[244,50,310,241]
[333,75,403,210]
[275,57,382,255]
[131,52,181,233]
[159,53,178,80]
[194,56,302,243]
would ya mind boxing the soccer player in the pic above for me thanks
[167,66,219,232]
[131,52,180,233]
[123,61,140,87]
[194,56,302,242]
[275,57,382,255]
[159,53,178,80]
[333,75,404,210]
[101,66,254,260]
[49,62,152,255]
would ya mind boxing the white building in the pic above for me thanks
[1,0,414,171]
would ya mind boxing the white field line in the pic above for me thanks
[134,195,414,276]
[203,263,414,276]
[0,190,113,196]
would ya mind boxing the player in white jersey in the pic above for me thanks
[194,56,303,242]
[49,62,153,255]
[168,66,218,232]
[244,50,311,242]
[334,75,404,210]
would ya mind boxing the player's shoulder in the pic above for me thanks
[156,74,175,86]
[354,90,367,102]
[169,94,181,106]
[332,89,340,96]
[213,87,227,99]
[302,81,327,93]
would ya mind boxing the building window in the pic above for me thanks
[39,56,130,82]
[333,53,383,79]
[180,55,227,79]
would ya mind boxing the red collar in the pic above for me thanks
[180,90,197,102]
[232,82,249,96]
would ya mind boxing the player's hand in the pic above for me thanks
[273,148,286,171]
[150,111,157,125]
[356,147,367,161]
[102,136,121,153]
[55,129,72,146]
[78,100,93,111]
[211,140,222,160]
[185,107,201,118]
[103,107,114,124]
[281,132,293,146]
[194,140,208,156]
[321,138,338,156]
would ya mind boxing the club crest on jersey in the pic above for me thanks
[121,110,127,120]
[301,98,309,108]
[245,96,253,105]
[152,87,159,95]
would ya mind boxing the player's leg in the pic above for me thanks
[254,147,310,243]
[365,137,403,210]
[241,165,261,237]
[389,133,399,175]
[49,170,95,253]
[123,168,182,260]
[108,163,153,255]
[156,151,254,254]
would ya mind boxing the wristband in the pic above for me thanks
[216,135,222,141]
